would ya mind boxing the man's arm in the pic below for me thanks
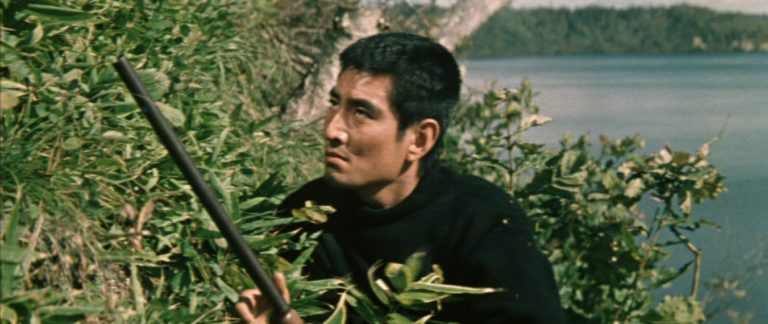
[443,203,564,323]
[463,225,563,323]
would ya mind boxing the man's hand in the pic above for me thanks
[235,272,303,324]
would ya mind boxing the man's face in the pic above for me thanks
[323,68,411,190]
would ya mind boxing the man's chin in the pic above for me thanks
[323,171,350,188]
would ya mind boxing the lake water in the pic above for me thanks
[463,54,768,322]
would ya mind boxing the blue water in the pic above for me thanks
[463,54,768,322]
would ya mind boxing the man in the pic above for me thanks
[237,33,563,323]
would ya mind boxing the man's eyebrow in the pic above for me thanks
[348,97,381,117]
[328,88,382,117]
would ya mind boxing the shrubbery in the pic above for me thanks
[2,1,725,322]
[442,80,724,322]
[1,1,334,321]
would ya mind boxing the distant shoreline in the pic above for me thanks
[458,5,768,58]
[460,52,768,61]
[509,5,768,17]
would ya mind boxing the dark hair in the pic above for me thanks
[339,32,461,171]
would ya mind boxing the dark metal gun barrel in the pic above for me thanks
[113,56,291,319]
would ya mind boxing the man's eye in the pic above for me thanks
[328,100,339,109]
[353,108,370,118]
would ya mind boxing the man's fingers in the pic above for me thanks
[236,289,262,322]
[235,299,255,322]
[274,272,291,303]
[235,276,292,323]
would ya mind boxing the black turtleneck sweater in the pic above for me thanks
[279,165,564,323]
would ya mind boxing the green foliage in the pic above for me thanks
[442,79,724,322]
[334,252,497,323]
[643,295,706,323]
[459,5,768,57]
[1,0,346,321]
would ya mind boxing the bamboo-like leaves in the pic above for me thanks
[2,0,337,321]
[322,292,348,324]
[336,251,497,321]
[23,1,93,22]
[291,201,335,224]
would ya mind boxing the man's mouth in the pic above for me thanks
[325,151,348,165]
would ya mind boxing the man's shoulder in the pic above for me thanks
[434,166,514,208]
[279,177,338,212]
[432,166,531,233]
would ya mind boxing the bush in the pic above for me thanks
[1,0,341,321]
[442,80,725,322]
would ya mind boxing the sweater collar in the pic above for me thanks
[338,165,449,225]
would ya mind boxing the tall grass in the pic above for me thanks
[1,0,342,321]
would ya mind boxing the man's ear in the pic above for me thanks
[406,118,440,163]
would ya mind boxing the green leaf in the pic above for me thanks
[384,262,412,292]
[322,292,347,324]
[625,178,645,198]
[395,289,445,305]
[644,295,706,323]
[137,69,171,99]
[403,251,425,284]
[0,304,17,323]
[38,304,103,322]
[294,278,345,292]
[386,312,413,324]
[680,191,693,214]
[0,245,33,264]
[156,102,186,127]
[291,244,317,269]
[0,90,24,110]
[0,80,27,90]
[367,262,391,306]
[131,263,146,316]
[346,288,386,322]
[413,313,434,324]
[101,130,131,140]
[211,127,230,161]
[0,40,21,56]
[63,68,83,82]
[291,203,331,224]
[214,277,238,303]
[145,168,159,191]
[209,173,230,212]
[559,150,580,174]
[240,196,282,211]
[409,282,498,295]
[521,114,552,129]
[244,232,293,251]
[31,23,44,44]
[61,137,84,150]
[2,185,24,303]
[24,1,93,22]
[587,193,610,201]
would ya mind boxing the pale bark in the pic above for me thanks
[283,8,383,120]
[283,0,511,120]
[433,0,511,50]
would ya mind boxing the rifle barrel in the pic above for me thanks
[113,56,291,319]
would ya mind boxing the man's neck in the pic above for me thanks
[354,165,421,209]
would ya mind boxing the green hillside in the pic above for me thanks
[458,5,768,57]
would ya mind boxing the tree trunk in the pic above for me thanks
[283,0,511,120]
[433,0,511,50]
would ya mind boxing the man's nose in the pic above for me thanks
[324,110,348,147]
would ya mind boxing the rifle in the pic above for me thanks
[113,56,296,323]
